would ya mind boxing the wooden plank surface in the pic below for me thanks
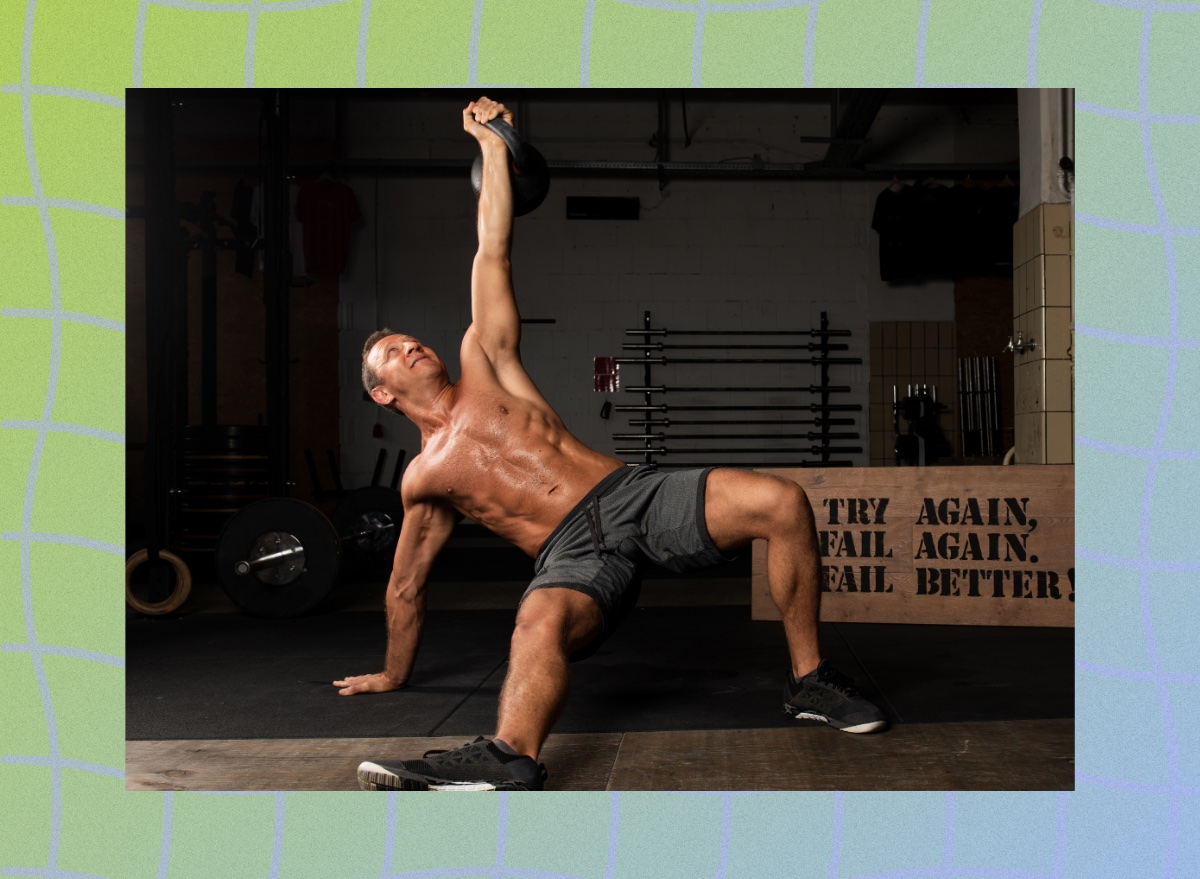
[127,720,1072,791]
[127,734,623,792]
[753,465,1074,626]
[606,721,1074,791]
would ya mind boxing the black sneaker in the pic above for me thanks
[783,660,888,733]
[357,737,548,791]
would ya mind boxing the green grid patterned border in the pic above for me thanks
[2,1,1199,877]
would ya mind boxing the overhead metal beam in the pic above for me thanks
[127,156,1016,181]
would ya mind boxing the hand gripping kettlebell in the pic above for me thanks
[469,119,550,217]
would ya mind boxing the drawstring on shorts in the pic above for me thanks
[585,496,606,557]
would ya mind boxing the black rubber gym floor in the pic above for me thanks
[126,607,1073,740]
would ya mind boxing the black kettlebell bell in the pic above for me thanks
[469,119,550,217]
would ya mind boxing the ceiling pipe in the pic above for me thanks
[128,157,1017,181]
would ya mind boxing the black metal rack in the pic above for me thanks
[611,311,863,468]
[138,90,294,566]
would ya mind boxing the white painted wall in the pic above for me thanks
[337,173,956,487]
[334,95,1016,486]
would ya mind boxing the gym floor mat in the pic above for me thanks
[127,607,1072,740]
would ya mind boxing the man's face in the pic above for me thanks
[369,334,446,405]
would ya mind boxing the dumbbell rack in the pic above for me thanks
[610,311,863,468]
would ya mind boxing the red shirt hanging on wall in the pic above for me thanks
[294,175,361,274]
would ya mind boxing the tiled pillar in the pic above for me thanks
[1012,203,1074,463]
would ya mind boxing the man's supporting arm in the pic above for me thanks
[382,497,457,684]
[334,496,457,695]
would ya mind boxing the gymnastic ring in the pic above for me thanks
[125,548,192,616]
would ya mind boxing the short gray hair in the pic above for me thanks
[361,328,396,396]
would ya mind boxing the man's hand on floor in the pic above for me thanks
[333,672,405,696]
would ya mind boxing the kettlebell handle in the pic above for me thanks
[483,118,530,172]
[468,118,550,216]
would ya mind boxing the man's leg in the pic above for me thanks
[494,587,603,760]
[355,586,602,791]
[701,468,886,733]
[702,468,822,678]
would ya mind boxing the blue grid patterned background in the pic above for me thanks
[1,0,1197,876]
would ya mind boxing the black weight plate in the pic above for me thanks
[332,486,404,580]
[216,498,341,617]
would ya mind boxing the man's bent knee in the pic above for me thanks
[768,477,813,533]
[707,469,815,546]
[514,587,603,654]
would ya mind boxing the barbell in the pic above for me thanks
[332,486,408,580]
[215,489,404,617]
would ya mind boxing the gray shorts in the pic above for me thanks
[522,465,737,659]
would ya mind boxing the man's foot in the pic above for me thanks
[357,737,548,791]
[783,660,888,733]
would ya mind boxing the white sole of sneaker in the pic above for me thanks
[838,720,887,734]
[790,711,830,724]
[786,709,887,734]
[357,761,504,791]
[356,761,416,791]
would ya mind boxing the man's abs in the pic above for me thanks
[410,390,623,556]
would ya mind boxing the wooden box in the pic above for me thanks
[751,466,1074,627]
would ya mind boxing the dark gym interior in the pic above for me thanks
[125,89,1074,791]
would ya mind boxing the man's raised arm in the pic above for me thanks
[462,97,519,359]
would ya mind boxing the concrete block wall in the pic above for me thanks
[1012,202,1074,464]
[337,175,956,488]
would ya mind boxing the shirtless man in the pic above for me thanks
[339,97,886,792]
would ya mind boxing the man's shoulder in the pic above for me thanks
[399,454,433,505]
[459,325,508,371]
[447,360,510,407]
[459,326,554,411]
[461,323,531,378]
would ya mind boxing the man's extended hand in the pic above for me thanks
[333,672,404,696]
[463,96,514,147]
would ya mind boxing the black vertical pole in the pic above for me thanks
[173,221,189,442]
[656,95,669,192]
[818,311,831,464]
[199,191,218,426]
[142,91,179,562]
[334,93,346,164]
[263,90,291,497]
[643,311,653,466]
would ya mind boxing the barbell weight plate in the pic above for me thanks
[240,530,306,584]
[216,498,341,617]
[125,548,193,616]
[331,486,405,580]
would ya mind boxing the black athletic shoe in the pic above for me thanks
[357,737,548,791]
[783,660,888,734]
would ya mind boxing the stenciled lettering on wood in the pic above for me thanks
[752,466,1074,626]
[911,496,1072,602]
[819,494,1073,603]
[819,497,893,595]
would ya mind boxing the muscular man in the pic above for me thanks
[339,97,886,792]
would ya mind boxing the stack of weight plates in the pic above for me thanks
[176,425,272,554]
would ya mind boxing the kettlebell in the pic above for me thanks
[469,118,550,217]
